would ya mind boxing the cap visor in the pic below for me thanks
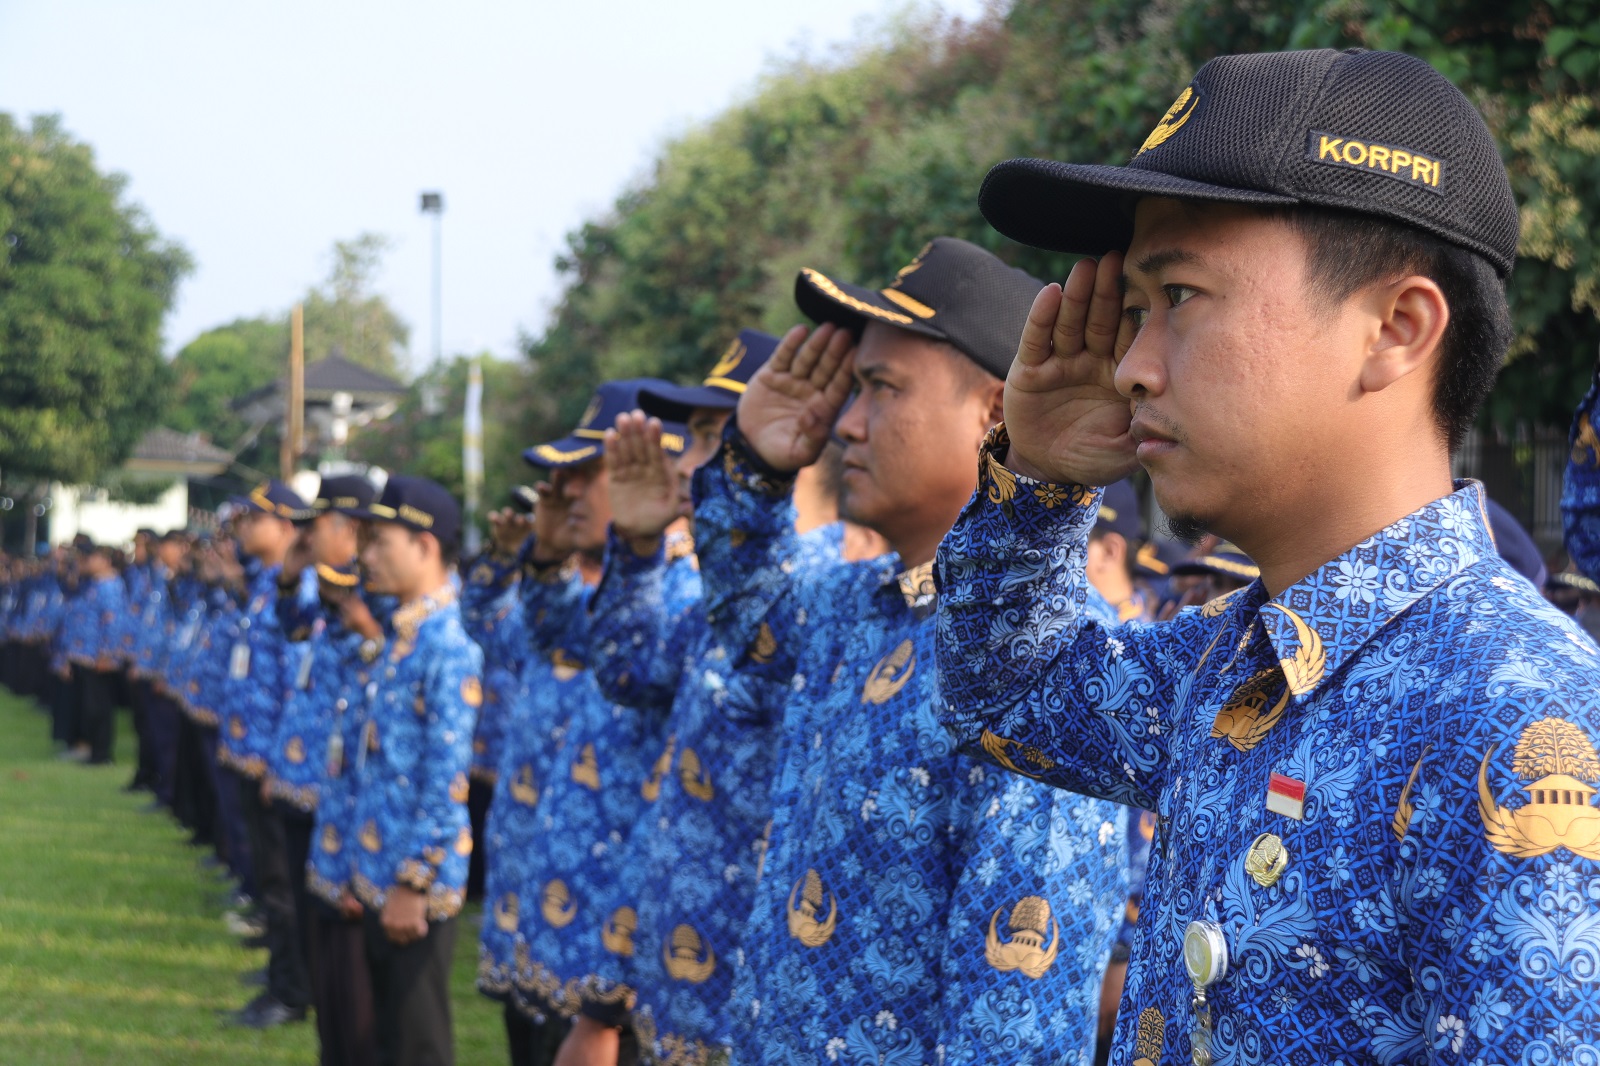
[794,269,947,340]
[523,435,603,469]
[979,158,1298,255]
[638,383,738,424]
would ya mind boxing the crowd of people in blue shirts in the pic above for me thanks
[7,42,1600,1066]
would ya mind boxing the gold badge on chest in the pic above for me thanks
[541,880,577,928]
[601,906,637,956]
[663,924,716,983]
[861,639,916,705]
[1211,668,1289,753]
[1244,832,1288,888]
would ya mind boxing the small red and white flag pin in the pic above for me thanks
[1266,773,1306,821]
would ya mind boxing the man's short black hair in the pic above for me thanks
[1270,205,1511,454]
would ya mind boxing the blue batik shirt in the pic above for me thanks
[126,563,173,678]
[571,522,844,1055]
[219,563,290,779]
[503,542,701,1020]
[703,431,1129,1066]
[269,568,346,813]
[1564,365,1600,581]
[347,586,481,921]
[61,573,126,668]
[936,425,1600,1066]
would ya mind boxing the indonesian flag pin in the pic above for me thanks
[1266,773,1306,821]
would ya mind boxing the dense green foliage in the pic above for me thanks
[521,0,1600,439]
[0,114,191,487]
[0,692,503,1065]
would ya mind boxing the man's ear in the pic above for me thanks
[1359,274,1450,396]
[981,378,1006,430]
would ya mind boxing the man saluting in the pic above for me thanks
[936,48,1600,1065]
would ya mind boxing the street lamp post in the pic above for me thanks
[419,191,443,369]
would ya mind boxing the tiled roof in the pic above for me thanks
[130,427,232,466]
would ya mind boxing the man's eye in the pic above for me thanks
[1123,307,1149,331]
[1165,285,1197,307]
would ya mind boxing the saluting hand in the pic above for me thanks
[486,507,536,562]
[736,323,856,473]
[605,411,682,556]
[1004,253,1139,486]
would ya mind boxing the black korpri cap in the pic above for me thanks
[368,475,461,550]
[795,237,1045,379]
[524,379,688,469]
[639,330,780,423]
[980,49,1518,276]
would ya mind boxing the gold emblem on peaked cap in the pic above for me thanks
[663,924,716,984]
[861,639,916,705]
[541,880,577,928]
[985,895,1060,979]
[602,906,637,957]
[787,869,839,948]
[706,338,746,382]
[578,394,603,430]
[1138,85,1200,155]
[1480,718,1600,860]
[494,892,520,932]
[1244,832,1288,888]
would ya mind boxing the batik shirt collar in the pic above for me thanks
[1254,479,1496,701]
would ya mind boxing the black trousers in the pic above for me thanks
[502,1005,572,1066]
[128,677,160,788]
[279,804,319,990]
[72,665,116,763]
[315,902,378,1066]
[362,910,458,1066]
[215,754,253,895]
[240,777,309,1007]
[49,667,74,745]
[147,691,181,808]
[466,778,493,903]
[173,714,215,841]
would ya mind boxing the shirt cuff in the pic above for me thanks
[977,423,1101,522]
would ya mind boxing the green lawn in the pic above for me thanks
[0,688,505,1065]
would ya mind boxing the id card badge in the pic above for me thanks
[229,641,251,680]
[355,681,378,775]
[178,617,200,650]
[326,733,345,779]
[295,646,314,691]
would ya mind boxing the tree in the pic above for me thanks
[301,233,409,379]
[0,113,191,487]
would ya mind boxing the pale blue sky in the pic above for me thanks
[0,0,990,370]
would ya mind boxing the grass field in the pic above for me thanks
[0,687,505,1065]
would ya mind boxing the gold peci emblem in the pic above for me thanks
[541,880,578,928]
[601,906,637,957]
[662,924,716,984]
[984,895,1060,979]
[1244,832,1288,888]
[786,869,839,948]
[1480,718,1600,860]
[1211,668,1289,753]
[861,639,916,705]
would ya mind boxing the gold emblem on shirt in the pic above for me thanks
[449,772,470,804]
[1244,832,1288,888]
[359,820,382,853]
[320,824,342,854]
[1574,414,1600,467]
[985,895,1060,978]
[787,869,839,948]
[663,924,716,984]
[454,825,474,856]
[642,735,676,802]
[461,676,483,708]
[1211,668,1289,753]
[542,880,577,928]
[679,748,714,802]
[551,648,583,683]
[510,764,540,806]
[1480,718,1600,860]
[1392,747,1431,841]
[285,736,307,765]
[749,622,777,665]
[494,892,520,932]
[1268,606,1326,695]
[979,728,1056,779]
[861,639,916,705]
[571,743,601,791]
[1132,1007,1165,1066]
[601,906,637,956]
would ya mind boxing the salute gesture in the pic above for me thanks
[1004,252,1140,487]
[736,323,856,473]
[605,411,683,557]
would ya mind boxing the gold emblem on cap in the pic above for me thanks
[1138,85,1200,155]
[706,338,746,382]
[1244,832,1288,888]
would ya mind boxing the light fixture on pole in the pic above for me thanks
[419,192,444,370]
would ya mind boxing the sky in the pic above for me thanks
[0,0,990,372]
